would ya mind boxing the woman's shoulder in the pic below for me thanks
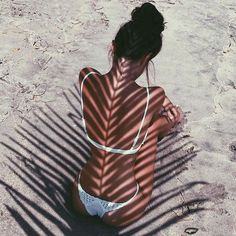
[137,85,165,97]
[78,67,101,85]
[130,84,165,107]
[148,85,165,94]
[80,67,101,76]
[148,86,165,104]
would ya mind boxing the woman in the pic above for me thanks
[72,2,183,227]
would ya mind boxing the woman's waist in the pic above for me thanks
[79,163,138,202]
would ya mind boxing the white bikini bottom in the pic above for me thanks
[77,173,139,218]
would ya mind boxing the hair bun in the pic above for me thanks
[131,3,164,33]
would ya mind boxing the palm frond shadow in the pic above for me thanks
[0,84,209,235]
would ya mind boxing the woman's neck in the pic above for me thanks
[104,58,138,88]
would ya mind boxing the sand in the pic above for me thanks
[0,0,236,235]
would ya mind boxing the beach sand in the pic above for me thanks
[0,0,236,235]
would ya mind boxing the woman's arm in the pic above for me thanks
[78,68,87,88]
[161,95,184,126]
[162,95,174,111]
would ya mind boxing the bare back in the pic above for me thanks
[79,67,164,202]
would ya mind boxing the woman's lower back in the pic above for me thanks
[79,153,139,203]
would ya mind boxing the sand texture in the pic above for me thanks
[0,0,236,235]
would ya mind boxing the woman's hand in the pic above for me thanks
[163,104,184,127]
[169,106,184,125]
[162,95,184,127]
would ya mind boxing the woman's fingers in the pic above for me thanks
[176,107,184,123]
[164,104,184,126]
[166,106,183,125]
[170,107,178,119]
[167,110,174,121]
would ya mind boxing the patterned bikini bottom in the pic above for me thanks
[77,172,139,218]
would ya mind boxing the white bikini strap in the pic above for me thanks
[130,87,150,149]
[81,71,149,154]
[80,71,100,135]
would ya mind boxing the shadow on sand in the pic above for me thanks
[0,84,209,235]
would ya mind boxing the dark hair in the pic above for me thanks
[111,2,165,61]
[108,2,165,85]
